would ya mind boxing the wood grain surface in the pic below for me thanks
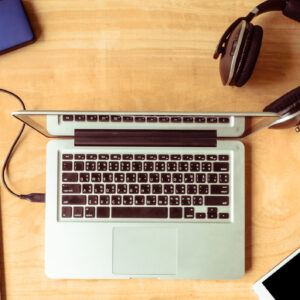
[0,0,299,299]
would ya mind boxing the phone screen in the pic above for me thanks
[262,252,300,299]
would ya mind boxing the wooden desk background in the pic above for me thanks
[0,0,299,299]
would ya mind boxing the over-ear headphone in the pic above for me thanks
[213,0,300,87]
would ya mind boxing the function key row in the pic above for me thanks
[62,154,229,161]
[62,114,230,124]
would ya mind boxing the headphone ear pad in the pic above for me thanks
[234,25,263,87]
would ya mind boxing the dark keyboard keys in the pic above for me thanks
[75,115,85,121]
[74,207,84,218]
[170,196,180,205]
[211,185,229,194]
[147,116,157,123]
[97,207,110,218]
[184,207,194,218]
[158,196,168,205]
[75,154,85,160]
[100,195,110,205]
[146,196,156,205]
[170,207,182,218]
[183,117,193,123]
[123,116,133,122]
[219,174,229,183]
[63,115,73,121]
[214,162,229,172]
[62,207,72,218]
[135,196,145,205]
[80,173,90,182]
[123,195,133,205]
[111,115,121,122]
[112,207,167,218]
[62,154,73,160]
[219,155,229,161]
[62,161,72,171]
[207,117,217,123]
[85,207,95,218]
[159,116,169,123]
[135,116,145,122]
[219,117,230,123]
[196,212,206,219]
[193,196,203,205]
[62,195,86,205]
[87,115,97,122]
[88,195,98,205]
[205,196,229,206]
[74,161,84,171]
[62,173,78,182]
[99,115,109,122]
[195,117,205,123]
[219,213,229,219]
[62,184,81,193]
[98,154,109,160]
[112,195,122,205]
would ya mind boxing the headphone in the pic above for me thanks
[213,0,300,87]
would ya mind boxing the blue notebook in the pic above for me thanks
[0,0,35,54]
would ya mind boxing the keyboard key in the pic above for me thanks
[123,154,133,160]
[208,174,218,183]
[195,155,205,160]
[135,196,145,205]
[129,184,139,194]
[201,162,211,172]
[135,116,145,122]
[159,155,169,160]
[75,154,85,160]
[172,174,182,183]
[167,162,177,171]
[126,173,136,182]
[171,155,181,160]
[207,155,217,161]
[195,117,205,123]
[63,115,74,121]
[196,173,206,183]
[87,115,97,122]
[161,173,171,183]
[211,185,229,194]
[207,117,217,123]
[62,206,72,218]
[181,196,191,206]
[79,173,90,182]
[114,173,125,182]
[91,173,101,182]
[62,195,86,205]
[103,173,113,182]
[144,162,154,171]
[86,161,96,171]
[97,162,107,171]
[184,173,194,183]
[82,184,92,193]
[219,174,229,183]
[146,154,157,160]
[183,117,193,123]
[112,195,122,205]
[147,116,158,123]
[141,184,151,194]
[62,161,72,171]
[109,161,119,171]
[208,207,218,213]
[100,195,110,205]
[75,115,85,121]
[190,162,200,171]
[85,207,95,218]
[219,213,229,219]
[164,184,174,194]
[175,184,185,194]
[170,207,182,218]
[170,196,180,205]
[123,195,133,205]
[98,154,109,160]
[213,162,229,172]
[219,155,229,161]
[112,207,167,218]
[149,173,159,182]
[88,195,98,205]
[94,184,104,194]
[62,184,81,193]
[138,173,148,182]
[99,115,109,122]
[74,207,84,218]
[205,196,229,206]
[97,207,110,218]
[123,116,133,122]
[105,184,116,193]
[62,154,73,160]
[74,161,84,171]
[219,117,230,123]
[135,154,145,160]
[155,162,165,171]
[184,207,194,218]
[62,173,78,182]
[178,162,188,171]
[208,213,217,219]
[196,212,206,219]
[111,154,121,160]
[198,185,209,194]
[187,184,197,194]
[111,115,121,122]
[117,184,127,193]
[132,162,142,171]
[87,154,97,160]
[146,196,156,205]
[193,196,203,205]
[152,184,162,194]
[171,117,181,123]
[158,196,168,205]
[183,155,193,160]
[159,116,169,123]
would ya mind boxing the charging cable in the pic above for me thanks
[1,89,45,202]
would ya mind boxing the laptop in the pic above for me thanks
[11,110,280,279]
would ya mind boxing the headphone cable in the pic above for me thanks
[0,89,45,202]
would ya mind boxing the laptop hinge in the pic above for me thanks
[75,130,217,147]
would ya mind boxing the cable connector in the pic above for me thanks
[20,193,45,203]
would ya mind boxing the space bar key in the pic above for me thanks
[112,207,168,218]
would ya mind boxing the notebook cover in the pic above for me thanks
[0,0,35,54]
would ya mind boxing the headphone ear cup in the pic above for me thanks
[234,25,263,87]
[263,86,300,115]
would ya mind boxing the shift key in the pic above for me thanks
[205,196,229,206]
[62,195,86,205]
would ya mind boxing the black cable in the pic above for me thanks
[0,89,45,202]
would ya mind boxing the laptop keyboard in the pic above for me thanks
[60,150,231,222]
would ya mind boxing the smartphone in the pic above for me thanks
[253,248,300,300]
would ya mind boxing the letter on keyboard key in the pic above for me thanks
[62,195,86,205]
[112,207,167,218]
[205,196,229,206]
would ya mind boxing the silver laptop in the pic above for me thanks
[12,110,280,279]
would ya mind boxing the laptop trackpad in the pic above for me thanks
[112,227,177,275]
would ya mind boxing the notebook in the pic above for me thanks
[11,110,280,279]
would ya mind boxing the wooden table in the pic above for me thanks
[0,0,299,299]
